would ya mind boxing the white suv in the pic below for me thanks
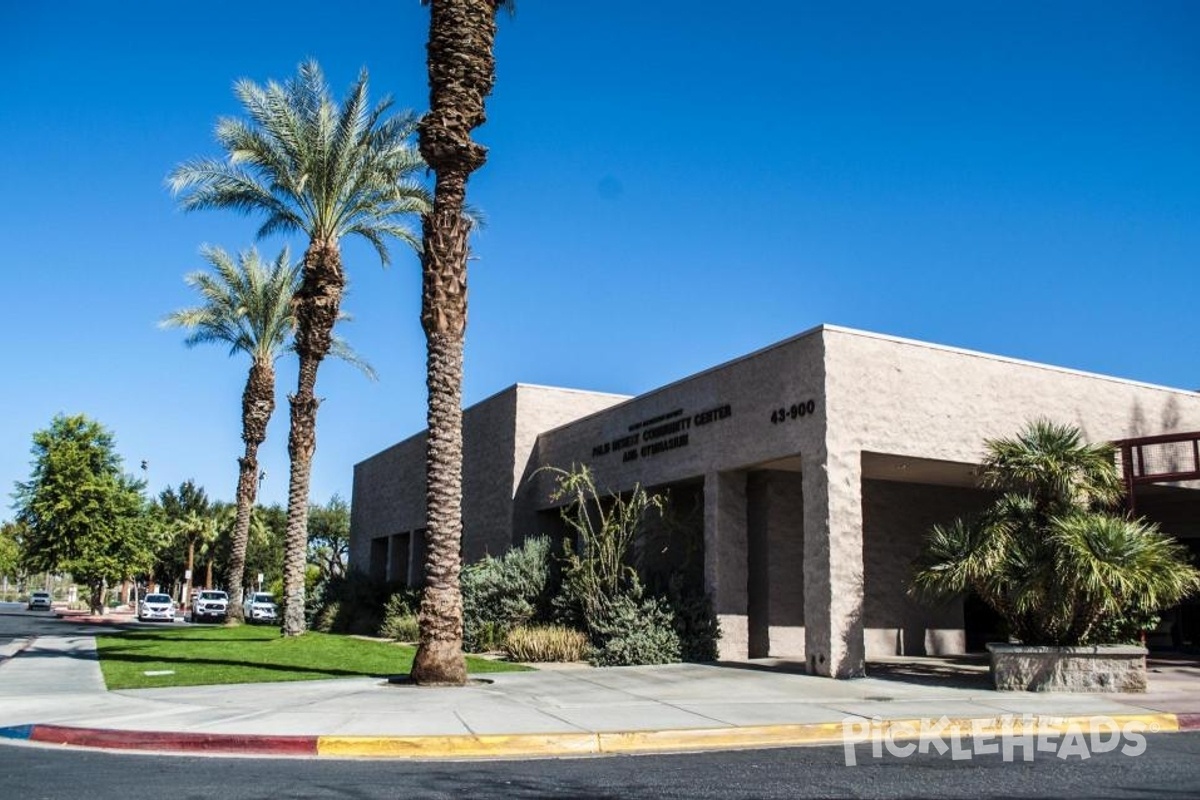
[27,591,52,611]
[243,592,278,624]
[190,590,229,623]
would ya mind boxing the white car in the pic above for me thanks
[27,591,52,611]
[243,592,278,624]
[138,593,177,622]
[190,590,229,623]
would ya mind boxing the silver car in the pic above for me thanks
[27,591,52,611]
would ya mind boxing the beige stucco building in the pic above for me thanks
[350,325,1200,678]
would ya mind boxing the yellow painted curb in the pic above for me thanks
[318,732,601,758]
[598,722,849,754]
[314,713,1182,759]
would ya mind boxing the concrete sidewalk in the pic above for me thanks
[1,633,1198,759]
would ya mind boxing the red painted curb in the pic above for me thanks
[1176,713,1200,732]
[29,725,318,755]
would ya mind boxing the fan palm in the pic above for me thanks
[169,61,428,635]
[411,0,514,686]
[913,420,1200,645]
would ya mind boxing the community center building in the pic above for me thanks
[349,325,1200,678]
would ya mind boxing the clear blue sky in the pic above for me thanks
[2,1,1198,513]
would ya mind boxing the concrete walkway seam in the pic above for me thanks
[0,712,1187,759]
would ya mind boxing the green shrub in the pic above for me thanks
[312,600,341,633]
[666,577,721,662]
[462,536,552,653]
[376,590,421,641]
[379,613,420,642]
[589,594,681,667]
[504,625,590,663]
[307,572,393,636]
[546,465,663,627]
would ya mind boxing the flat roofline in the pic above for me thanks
[827,325,1200,398]
[359,324,1200,468]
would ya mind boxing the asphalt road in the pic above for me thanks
[3,731,1200,799]
[0,602,108,640]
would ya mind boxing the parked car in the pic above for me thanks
[27,591,52,611]
[242,592,278,624]
[190,590,229,623]
[138,593,177,622]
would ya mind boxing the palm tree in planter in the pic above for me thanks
[913,420,1200,690]
[169,61,428,635]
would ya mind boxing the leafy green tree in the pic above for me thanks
[152,481,211,595]
[913,420,1200,645]
[411,0,514,686]
[14,415,153,613]
[170,60,427,636]
[246,503,287,595]
[307,494,351,585]
[0,521,26,598]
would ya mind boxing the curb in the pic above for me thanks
[0,712,1188,760]
[0,636,36,666]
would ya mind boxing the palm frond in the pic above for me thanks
[170,59,430,264]
[161,245,299,364]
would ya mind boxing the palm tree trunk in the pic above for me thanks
[280,239,344,636]
[226,360,275,622]
[411,0,500,686]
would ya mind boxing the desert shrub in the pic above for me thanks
[588,593,681,667]
[378,590,421,641]
[379,612,420,642]
[312,600,341,633]
[462,536,553,653]
[665,576,721,662]
[1090,609,1161,646]
[504,624,590,663]
[543,465,688,667]
[307,571,393,636]
[547,465,663,627]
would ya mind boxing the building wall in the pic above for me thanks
[861,480,991,658]
[349,384,627,578]
[351,325,1200,674]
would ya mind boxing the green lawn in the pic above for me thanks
[95,624,529,690]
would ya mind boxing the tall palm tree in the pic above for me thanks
[411,0,513,686]
[162,246,296,621]
[169,61,428,635]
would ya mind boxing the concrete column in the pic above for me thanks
[802,447,865,677]
[704,470,749,660]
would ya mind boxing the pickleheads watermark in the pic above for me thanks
[842,715,1156,766]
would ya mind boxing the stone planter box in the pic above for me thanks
[987,643,1147,692]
